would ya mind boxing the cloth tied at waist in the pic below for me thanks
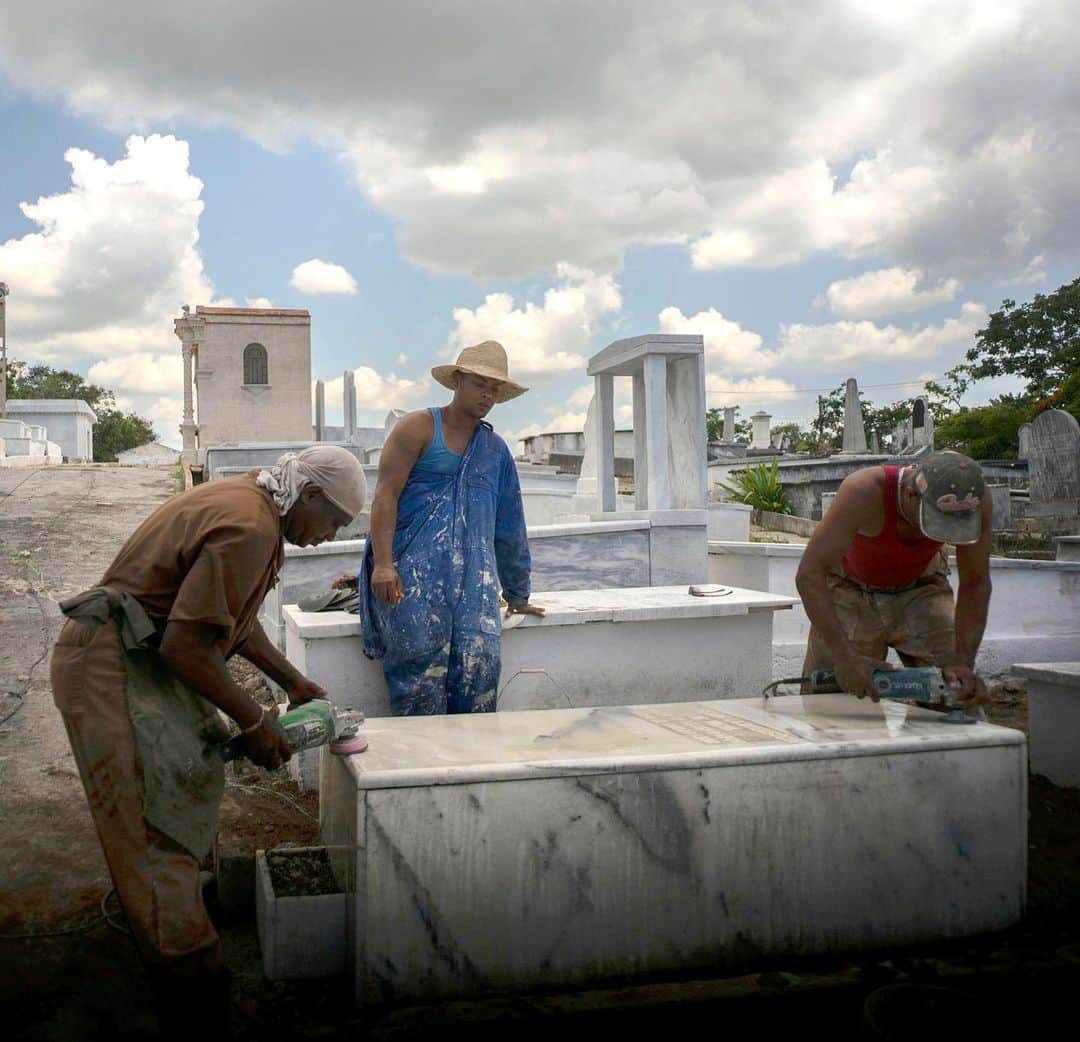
[60,585,228,860]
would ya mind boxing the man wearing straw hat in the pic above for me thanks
[361,340,543,715]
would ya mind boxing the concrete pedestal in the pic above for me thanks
[320,696,1026,1005]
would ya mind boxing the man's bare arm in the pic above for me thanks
[795,469,896,698]
[236,619,327,705]
[946,496,994,705]
[369,412,429,604]
[160,620,291,768]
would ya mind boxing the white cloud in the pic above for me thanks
[3,3,1077,279]
[825,267,960,319]
[1005,254,1047,286]
[448,264,621,381]
[780,301,988,366]
[704,375,799,409]
[88,353,182,395]
[658,306,778,374]
[396,352,408,365]
[245,296,274,308]
[290,258,358,295]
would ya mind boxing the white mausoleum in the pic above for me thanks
[174,306,313,466]
[4,399,95,461]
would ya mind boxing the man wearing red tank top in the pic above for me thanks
[796,450,993,705]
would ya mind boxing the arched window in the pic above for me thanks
[243,343,268,385]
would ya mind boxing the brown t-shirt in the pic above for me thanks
[101,473,283,656]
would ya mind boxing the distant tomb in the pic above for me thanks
[1025,409,1080,516]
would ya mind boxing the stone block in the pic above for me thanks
[322,697,1026,1005]
[1012,662,1080,787]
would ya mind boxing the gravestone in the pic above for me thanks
[722,406,736,443]
[1026,409,1080,515]
[840,379,867,454]
[315,380,325,440]
[911,396,934,449]
[988,485,1011,531]
[751,411,771,450]
[1018,422,1032,460]
[343,370,357,441]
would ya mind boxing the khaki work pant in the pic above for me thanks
[50,618,223,975]
[803,549,958,675]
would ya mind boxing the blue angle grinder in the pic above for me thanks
[762,666,976,724]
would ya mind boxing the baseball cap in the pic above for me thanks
[912,450,985,545]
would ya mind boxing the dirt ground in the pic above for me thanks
[1,465,1078,1041]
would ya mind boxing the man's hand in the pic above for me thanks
[286,676,328,708]
[240,706,292,770]
[942,664,992,707]
[505,601,545,618]
[832,652,897,702]
[372,564,404,605]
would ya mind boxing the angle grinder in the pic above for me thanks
[762,666,977,724]
[219,698,367,762]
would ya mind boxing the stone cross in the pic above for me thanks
[840,378,868,454]
[587,334,706,512]
[750,411,771,450]
[315,379,325,441]
[1026,408,1080,508]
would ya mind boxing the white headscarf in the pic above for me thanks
[256,445,367,518]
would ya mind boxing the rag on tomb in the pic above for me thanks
[358,420,531,715]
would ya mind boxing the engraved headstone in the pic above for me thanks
[988,484,1011,531]
[1026,409,1080,508]
[840,378,867,454]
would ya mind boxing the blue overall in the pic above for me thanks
[359,417,531,716]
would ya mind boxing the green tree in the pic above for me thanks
[706,406,751,443]
[935,396,1030,460]
[4,359,157,462]
[770,421,814,452]
[810,383,911,452]
[718,458,791,514]
[965,277,1080,398]
[93,408,157,462]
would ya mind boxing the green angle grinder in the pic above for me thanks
[219,699,367,762]
[761,666,976,724]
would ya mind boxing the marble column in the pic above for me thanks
[343,370,357,440]
[180,342,198,463]
[643,354,671,509]
[632,373,648,509]
[315,379,325,441]
[595,374,616,512]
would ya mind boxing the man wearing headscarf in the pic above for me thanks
[50,445,366,1039]
[360,340,543,715]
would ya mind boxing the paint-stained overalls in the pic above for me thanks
[359,419,531,715]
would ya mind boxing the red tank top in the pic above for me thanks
[840,465,943,588]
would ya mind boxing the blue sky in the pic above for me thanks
[1,2,1075,448]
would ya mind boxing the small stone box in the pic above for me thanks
[255,847,347,979]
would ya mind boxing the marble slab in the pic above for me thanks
[320,696,1027,1004]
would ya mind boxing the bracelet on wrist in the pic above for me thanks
[238,705,267,735]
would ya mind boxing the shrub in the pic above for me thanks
[717,458,791,514]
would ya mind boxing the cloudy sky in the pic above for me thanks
[1,1,1076,448]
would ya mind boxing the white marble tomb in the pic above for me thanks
[319,695,1027,1004]
[285,585,795,788]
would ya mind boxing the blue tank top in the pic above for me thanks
[412,407,462,476]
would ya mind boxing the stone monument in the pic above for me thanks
[1025,408,1080,516]
[750,411,771,450]
[314,379,326,441]
[839,378,867,454]
[722,406,736,443]
[343,369,357,441]
[586,333,707,583]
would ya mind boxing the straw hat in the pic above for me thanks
[431,340,528,403]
